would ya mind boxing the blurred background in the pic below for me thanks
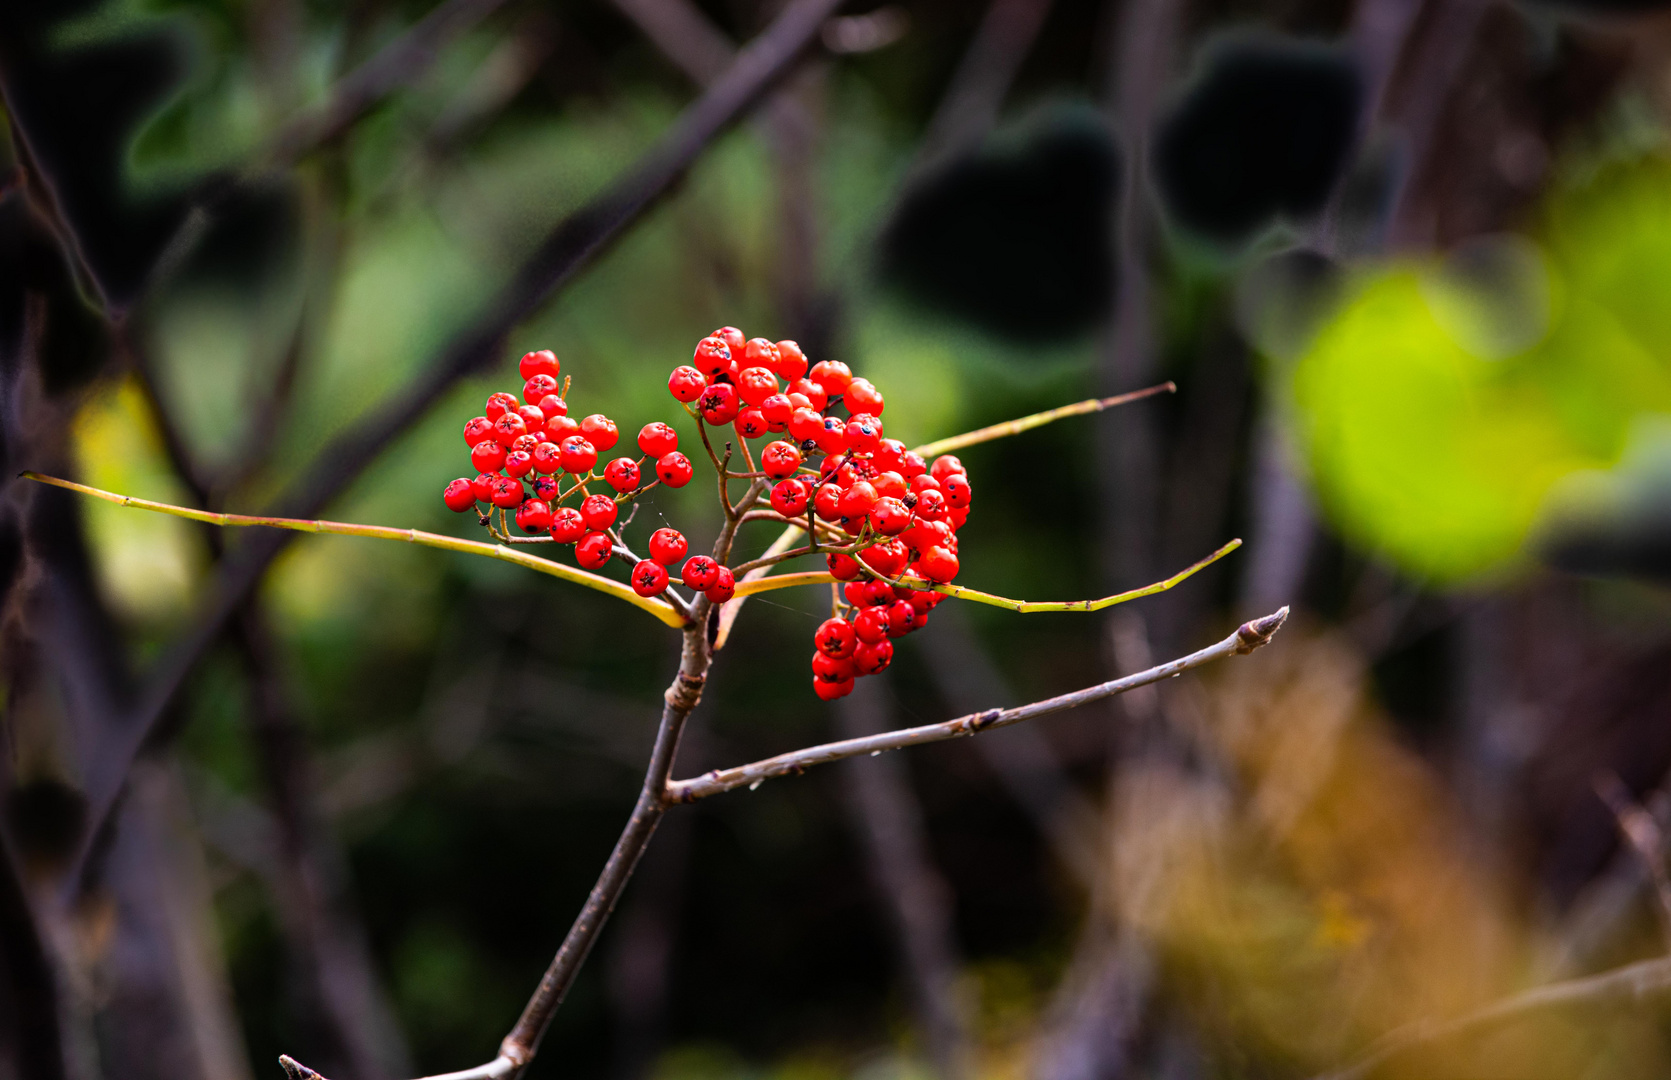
[6,0,1671,1078]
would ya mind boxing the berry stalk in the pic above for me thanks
[907,382,1176,459]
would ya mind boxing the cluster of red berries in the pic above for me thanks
[444,327,975,701]
[441,349,730,602]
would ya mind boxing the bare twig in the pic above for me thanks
[909,384,1175,459]
[913,0,1057,172]
[1312,954,1671,1080]
[668,608,1287,802]
[24,473,687,627]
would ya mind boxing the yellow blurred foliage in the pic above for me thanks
[71,376,202,623]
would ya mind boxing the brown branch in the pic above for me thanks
[668,607,1288,803]
[1313,954,1671,1080]
[62,0,849,895]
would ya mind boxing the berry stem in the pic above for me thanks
[907,382,1175,459]
[24,472,689,628]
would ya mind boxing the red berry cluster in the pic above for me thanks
[440,349,725,602]
[664,327,973,702]
[443,328,975,702]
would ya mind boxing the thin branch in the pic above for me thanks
[667,607,1288,802]
[1312,954,1671,1080]
[909,383,1174,459]
[23,473,686,628]
[714,524,806,650]
[733,538,1241,611]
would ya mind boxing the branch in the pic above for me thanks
[731,538,1242,611]
[667,607,1288,802]
[22,473,686,628]
[1312,954,1671,1080]
[908,383,1174,459]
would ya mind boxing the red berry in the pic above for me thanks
[870,497,911,535]
[737,365,779,406]
[771,478,809,516]
[837,481,879,519]
[512,433,542,455]
[493,412,527,444]
[576,531,613,569]
[873,439,906,472]
[843,582,870,608]
[813,676,854,701]
[917,546,959,582]
[504,450,534,478]
[947,507,970,531]
[844,414,882,453]
[813,482,842,520]
[884,600,916,638]
[812,650,856,682]
[538,394,568,418]
[632,559,670,597]
[638,422,679,457]
[788,378,828,411]
[698,382,740,425]
[854,606,890,643]
[705,565,735,603]
[808,360,852,396]
[775,340,807,381]
[816,415,846,454]
[743,338,779,370]
[681,555,719,590]
[656,452,694,487]
[899,451,928,479]
[788,407,824,444]
[669,365,708,402]
[872,471,907,500]
[559,435,597,475]
[815,618,857,658]
[549,507,586,543]
[519,349,560,381]
[546,414,581,440]
[580,414,619,452]
[471,473,498,500]
[942,473,972,508]
[908,589,942,613]
[533,441,562,473]
[915,488,948,520]
[845,378,884,415]
[647,528,688,565]
[581,494,618,531]
[736,409,769,439]
[486,392,519,420]
[761,393,793,430]
[464,416,495,446]
[909,473,940,494]
[828,552,862,580]
[714,326,745,353]
[604,457,641,493]
[760,441,803,480]
[516,500,553,533]
[443,478,477,512]
[517,405,546,430]
[930,455,965,482]
[490,475,524,508]
[471,440,507,473]
[853,638,893,675]
[533,476,560,501]
[862,538,909,577]
[693,335,733,376]
[524,374,559,403]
